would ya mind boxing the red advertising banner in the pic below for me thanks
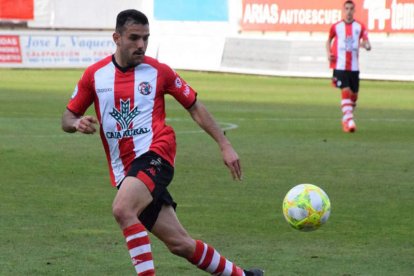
[0,35,22,63]
[241,0,414,33]
[0,0,34,20]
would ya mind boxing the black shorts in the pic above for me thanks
[332,70,360,93]
[118,151,176,231]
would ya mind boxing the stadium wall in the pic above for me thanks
[218,34,414,82]
[1,0,413,81]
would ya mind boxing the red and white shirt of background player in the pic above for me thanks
[67,55,197,186]
[329,20,369,71]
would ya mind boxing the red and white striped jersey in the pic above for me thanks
[329,20,368,71]
[67,55,197,186]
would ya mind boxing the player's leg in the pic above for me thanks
[114,151,177,275]
[113,177,153,229]
[151,205,263,276]
[348,71,360,130]
[350,71,360,109]
[333,70,356,132]
[113,177,155,276]
[342,71,360,132]
[340,87,356,132]
[350,91,358,109]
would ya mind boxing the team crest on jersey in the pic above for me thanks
[138,82,152,95]
[106,99,150,139]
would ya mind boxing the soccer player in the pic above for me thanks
[326,0,371,133]
[61,9,264,276]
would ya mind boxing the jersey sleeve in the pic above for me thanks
[66,68,95,115]
[360,23,369,40]
[163,65,197,109]
[328,24,336,40]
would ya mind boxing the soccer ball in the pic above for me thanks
[282,184,331,231]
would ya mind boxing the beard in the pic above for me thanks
[126,59,140,67]
[127,50,145,67]
[117,49,144,68]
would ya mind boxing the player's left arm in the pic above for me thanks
[187,100,242,181]
[162,64,241,180]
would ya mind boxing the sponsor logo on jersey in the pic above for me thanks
[106,99,150,139]
[138,81,152,95]
[183,84,190,97]
[175,77,182,88]
[96,87,113,93]
[344,36,355,51]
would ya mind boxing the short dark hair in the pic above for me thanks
[344,0,355,6]
[116,9,149,33]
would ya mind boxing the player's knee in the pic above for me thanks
[112,204,125,223]
[112,203,134,226]
[166,237,194,258]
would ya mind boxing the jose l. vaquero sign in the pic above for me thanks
[241,0,414,33]
[0,32,115,67]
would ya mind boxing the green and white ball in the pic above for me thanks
[283,184,331,231]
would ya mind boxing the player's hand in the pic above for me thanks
[221,143,242,181]
[328,54,336,62]
[74,115,98,134]
[361,41,371,51]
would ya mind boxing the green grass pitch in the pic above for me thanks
[0,69,413,275]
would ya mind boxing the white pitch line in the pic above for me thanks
[175,122,239,134]
[166,118,239,133]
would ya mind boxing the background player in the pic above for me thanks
[326,0,371,133]
[61,9,263,276]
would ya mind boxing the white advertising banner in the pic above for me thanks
[0,31,116,68]
[28,0,148,29]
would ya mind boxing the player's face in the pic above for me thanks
[114,23,149,67]
[343,3,355,22]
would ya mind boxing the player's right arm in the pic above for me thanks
[62,109,98,134]
[62,69,97,134]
